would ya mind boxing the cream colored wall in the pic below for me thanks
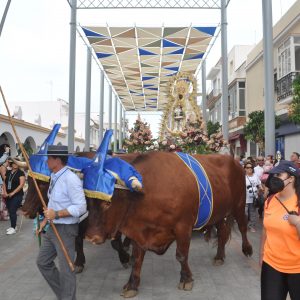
[246,57,264,114]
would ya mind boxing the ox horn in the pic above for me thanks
[11,158,28,169]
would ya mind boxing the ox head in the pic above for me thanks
[22,124,60,218]
[81,130,116,244]
[84,196,112,244]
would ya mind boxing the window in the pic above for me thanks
[276,36,300,78]
[278,37,291,79]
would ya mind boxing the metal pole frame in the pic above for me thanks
[76,0,231,9]
[99,70,105,143]
[220,0,229,141]
[119,102,123,150]
[84,46,92,151]
[68,0,231,143]
[201,59,207,125]
[68,0,77,151]
[262,0,275,156]
[114,95,118,152]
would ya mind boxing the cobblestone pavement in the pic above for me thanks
[0,212,262,300]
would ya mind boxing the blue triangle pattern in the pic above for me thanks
[164,67,179,72]
[167,48,185,55]
[139,48,157,56]
[142,76,155,81]
[194,27,216,36]
[96,52,113,59]
[144,84,154,87]
[188,53,204,60]
[163,39,181,48]
[82,28,106,37]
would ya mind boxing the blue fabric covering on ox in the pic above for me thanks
[29,124,61,179]
[28,125,143,200]
[175,152,213,230]
[82,130,143,200]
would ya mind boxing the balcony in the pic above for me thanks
[276,71,300,102]
[228,116,246,130]
[206,89,221,108]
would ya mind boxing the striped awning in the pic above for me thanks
[82,25,217,111]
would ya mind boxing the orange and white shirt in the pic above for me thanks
[263,193,300,273]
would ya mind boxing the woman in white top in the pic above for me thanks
[245,162,262,232]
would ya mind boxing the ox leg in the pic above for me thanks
[214,219,230,265]
[234,209,253,257]
[74,235,85,274]
[111,231,130,269]
[123,236,131,252]
[121,241,145,298]
[175,228,194,291]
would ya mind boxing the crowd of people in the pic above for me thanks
[236,152,300,300]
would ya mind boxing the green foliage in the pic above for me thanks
[17,140,33,156]
[206,121,221,138]
[289,75,300,124]
[243,110,280,151]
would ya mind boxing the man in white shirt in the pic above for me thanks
[37,145,86,300]
[254,156,264,180]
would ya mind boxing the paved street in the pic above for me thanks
[0,212,262,300]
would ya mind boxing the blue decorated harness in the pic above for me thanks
[175,152,213,230]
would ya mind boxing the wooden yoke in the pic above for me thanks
[0,86,75,272]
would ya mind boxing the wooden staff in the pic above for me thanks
[0,86,75,272]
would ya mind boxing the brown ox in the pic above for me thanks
[85,151,252,297]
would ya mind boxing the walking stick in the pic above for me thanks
[0,86,75,272]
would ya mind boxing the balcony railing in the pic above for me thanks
[276,71,300,101]
[206,89,221,108]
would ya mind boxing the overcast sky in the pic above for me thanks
[0,0,297,137]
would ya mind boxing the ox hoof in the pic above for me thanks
[177,281,193,291]
[74,265,84,274]
[121,289,138,298]
[122,262,129,269]
[242,244,253,257]
[213,258,224,266]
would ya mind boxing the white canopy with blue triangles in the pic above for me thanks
[82,26,217,111]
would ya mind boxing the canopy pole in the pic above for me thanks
[123,110,126,139]
[84,47,92,151]
[221,0,229,141]
[99,70,104,143]
[114,95,118,152]
[68,0,77,151]
[119,103,123,150]
[108,86,113,149]
[262,0,275,156]
[201,60,207,126]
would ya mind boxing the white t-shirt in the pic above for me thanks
[245,174,261,204]
[254,165,264,180]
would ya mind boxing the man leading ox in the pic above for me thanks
[37,145,86,300]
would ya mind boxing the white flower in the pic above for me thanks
[150,145,154,150]
[170,144,176,149]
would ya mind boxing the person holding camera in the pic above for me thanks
[260,160,300,300]
[244,162,262,232]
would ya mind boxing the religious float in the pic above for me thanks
[124,72,228,154]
